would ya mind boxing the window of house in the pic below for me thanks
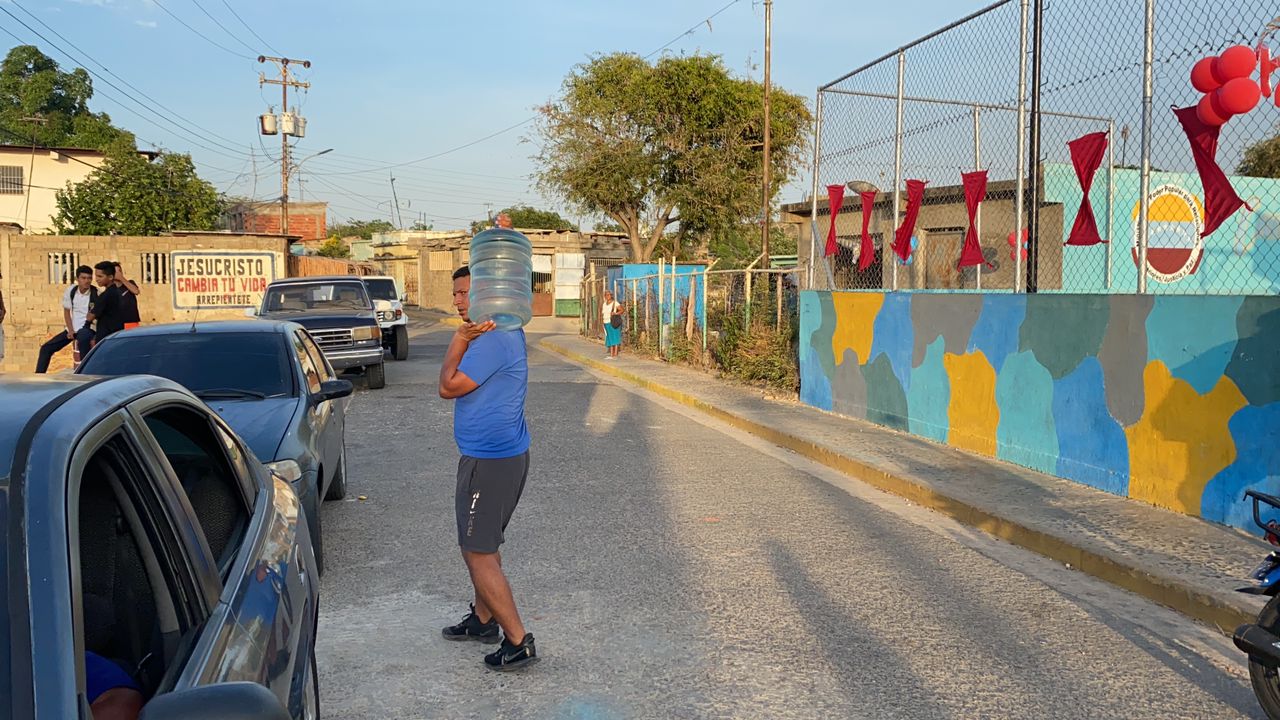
[0,166,23,194]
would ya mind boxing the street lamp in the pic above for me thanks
[292,147,333,201]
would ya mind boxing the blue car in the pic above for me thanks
[77,320,352,574]
[0,374,318,719]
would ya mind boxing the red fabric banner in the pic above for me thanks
[958,170,991,268]
[1173,105,1248,238]
[858,190,878,271]
[1066,131,1109,246]
[824,184,845,257]
[892,180,927,263]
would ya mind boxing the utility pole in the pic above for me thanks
[389,173,404,229]
[258,55,311,236]
[759,0,773,269]
[19,115,47,232]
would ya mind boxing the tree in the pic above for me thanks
[469,204,577,234]
[327,218,396,239]
[316,236,351,258]
[53,150,223,235]
[0,45,133,151]
[1239,135,1280,178]
[534,53,810,262]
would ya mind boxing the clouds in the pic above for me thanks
[134,18,155,28]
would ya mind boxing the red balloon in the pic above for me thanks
[1197,92,1231,126]
[1219,77,1262,114]
[1191,57,1221,92]
[1214,45,1258,83]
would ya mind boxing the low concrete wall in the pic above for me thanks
[799,290,1280,533]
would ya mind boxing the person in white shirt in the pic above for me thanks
[601,290,625,360]
[35,265,97,373]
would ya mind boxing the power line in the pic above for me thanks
[151,0,255,60]
[190,0,260,55]
[644,0,743,59]
[219,0,281,56]
[10,0,251,156]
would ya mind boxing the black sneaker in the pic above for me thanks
[484,633,539,671]
[441,604,500,644]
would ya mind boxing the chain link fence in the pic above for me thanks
[809,0,1280,295]
[581,264,800,392]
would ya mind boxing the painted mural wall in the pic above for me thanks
[799,290,1280,533]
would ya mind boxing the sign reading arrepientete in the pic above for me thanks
[172,251,278,309]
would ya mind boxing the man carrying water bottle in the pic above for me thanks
[437,264,538,671]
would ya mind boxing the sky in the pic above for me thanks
[0,0,980,230]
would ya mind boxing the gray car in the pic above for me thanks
[76,320,352,574]
[0,374,319,719]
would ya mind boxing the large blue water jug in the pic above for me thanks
[469,228,533,330]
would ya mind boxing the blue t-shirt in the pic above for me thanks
[455,329,530,459]
[85,650,139,704]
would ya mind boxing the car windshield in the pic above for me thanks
[365,278,398,301]
[262,282,371,312]
[79,332,295,398]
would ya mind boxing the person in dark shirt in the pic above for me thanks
[87,261,126,344]
[113,262,142,329]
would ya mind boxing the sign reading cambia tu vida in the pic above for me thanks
[1131,184,1205,284]
[172,251,277,309]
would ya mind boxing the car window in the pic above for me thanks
[290,331,323,394]
[298,331,335,382]
[143,406,251,574]
[365,278,398,301]
[79,332,295,399]
[263,281,371,312]
[74,434,200,701]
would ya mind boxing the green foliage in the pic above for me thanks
[1239,135,1280,178]
[706,225,796,267]
[469,204,577,234]
[710,311,798,393]
[327,218,396,239]
[316,236,351,258]
[535,52,810,262]
[0,45,133,151]
[53,150,223,235]
[409,220,434,231]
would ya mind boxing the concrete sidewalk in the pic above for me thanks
[541,333,1270,632]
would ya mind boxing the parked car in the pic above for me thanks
[0,373,319,719]
[76,320,353,573]
[249,276,386,389]
[363,275,410,361]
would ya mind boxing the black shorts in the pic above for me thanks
[455,452,529,553]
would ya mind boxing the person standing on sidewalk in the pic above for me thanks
[87,261,126,346]
[601,290,624,359]
[113,262,142,330]
[35,265,97,373]
[437,265,539,671]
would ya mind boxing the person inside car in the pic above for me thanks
[85,650,143,720]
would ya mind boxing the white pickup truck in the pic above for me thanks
[362,276,410,361]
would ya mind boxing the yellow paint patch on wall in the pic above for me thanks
[1125,361,1246,514]
[944,351,999,457]
[830,292,885,366]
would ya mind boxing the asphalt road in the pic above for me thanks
[315,321,1262,720]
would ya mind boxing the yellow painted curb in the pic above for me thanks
[540,337,1258,634]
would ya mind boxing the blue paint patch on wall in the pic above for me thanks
[869,293,915,392]
[1146,296,1244,395]
[1202,402,1280,532]
[799,292,834,411]
[906,337,950,442]
[1052,357,1129,495]
[968,294,1026,374]
[995,350,1059,474]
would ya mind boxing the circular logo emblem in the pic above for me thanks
[1131,184,1205,283]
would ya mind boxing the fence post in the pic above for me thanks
[809,90,825,290]
[702,270,710,353]
[1014,0,1030,293]
[973,104,983,291]
[1136,0,1155,294]
[745,270,753,327]
[892,49,905,292]
[776,272,783,327]
[1106,119,1115,289]
[1025,0,1045,293]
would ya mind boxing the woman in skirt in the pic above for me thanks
[602,290,624,360]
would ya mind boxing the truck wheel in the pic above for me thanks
[366,362,386,389]
[392,325,409,361]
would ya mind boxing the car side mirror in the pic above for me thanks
[139,682,290,720]
[315,378,354,404]
[243,307,258,318]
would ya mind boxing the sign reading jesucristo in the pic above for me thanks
[172,251,278,309]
